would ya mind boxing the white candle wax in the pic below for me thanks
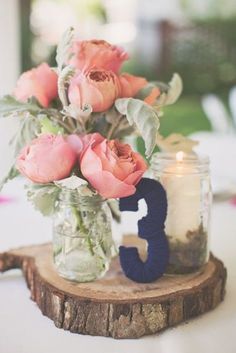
[161,152,201,242]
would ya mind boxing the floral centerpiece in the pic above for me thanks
[0,28,184,282]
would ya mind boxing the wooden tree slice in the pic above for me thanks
[0,236,227,339]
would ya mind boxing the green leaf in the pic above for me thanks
[115,98,160,158]
[40,116,64,134]
[56,27,74,72]
[0,166,19,192]
[26,184,60,216]
[0,95,41,117]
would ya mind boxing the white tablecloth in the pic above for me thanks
[0,179,236,353]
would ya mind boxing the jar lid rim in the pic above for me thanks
[152,152,209,165]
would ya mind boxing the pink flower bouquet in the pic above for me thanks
[0,27,182,207]
[0,28,183,281]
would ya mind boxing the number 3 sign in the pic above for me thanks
[119,178,169,283]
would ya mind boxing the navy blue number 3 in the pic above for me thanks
[119,178,169,283]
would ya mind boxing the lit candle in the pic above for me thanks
[161,151,201,242]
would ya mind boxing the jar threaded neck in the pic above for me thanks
[151,152,210,175]
[58,189,104,210]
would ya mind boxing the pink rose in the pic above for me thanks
[79,133,147,198]
[68,68,120,112]
[14,63,58,108]
[16,134,77,183]
[69,39,128,73]
[118,73,160,104]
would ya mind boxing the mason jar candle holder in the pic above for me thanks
[151,152,212,274]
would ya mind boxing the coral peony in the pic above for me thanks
[68,68,120,112]
[16,134,77,183]
[69,39,128,73]
[14,63,58,108]
[79,133,147,198]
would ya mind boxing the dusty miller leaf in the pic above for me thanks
[135,83,157,101]
[54,176,95,196]
[0,95,41,117]
[151,81,169,93]
[0,166,19,192]
[26,183,60,216]
[54,176,87,189]
[155,73,183,107]
[107,199,121,223]
[58,65,75,107]
[135,75,182,106]
[9,113,40,155]
[56,27,74,72]
[115,98,160,157]
[0,113,40,189]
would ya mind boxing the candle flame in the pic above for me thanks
[176,151,184,162]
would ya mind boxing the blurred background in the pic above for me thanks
[1,0,236,194]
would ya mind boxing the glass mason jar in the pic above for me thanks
[52,190,116,282]
[151,152,212,274]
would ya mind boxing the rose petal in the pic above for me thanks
[67,134,84,155]
[113,160,135,180]
[93,140,117,173]
[144,86,160,105]
[80,145,103,175]
[124,170,144,186]
[69,40,129,73]
[131,152,148,171]
[83,170,136,198]
[119,73,147,98]
[35,63,58,101]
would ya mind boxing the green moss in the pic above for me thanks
[166,224,208,275]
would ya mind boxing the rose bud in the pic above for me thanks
[68,68,120,112]
[16,134,77,184]
[14,63,58,108]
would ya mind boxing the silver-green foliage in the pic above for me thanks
[56,27,74,72]
[115,98,160,158]
[0,96,41,190]
[26,183,61,216]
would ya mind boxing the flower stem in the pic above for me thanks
[107,114,123,140]
[71,206,95,256]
